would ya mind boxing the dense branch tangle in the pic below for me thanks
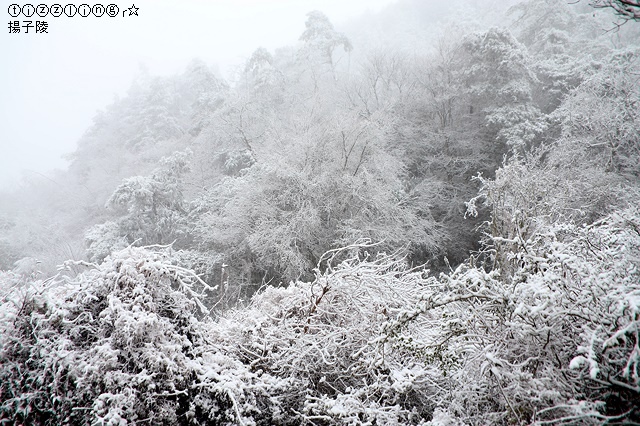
[590,0,640,21]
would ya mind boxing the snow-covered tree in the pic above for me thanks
[459,27,546,151]
[86,151,192,263]
[193,100,444,286]
[551,48,640,178]
[299,11,353,70]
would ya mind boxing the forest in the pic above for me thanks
[1,0,639,424]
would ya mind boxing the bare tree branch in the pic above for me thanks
[590,0,640,22]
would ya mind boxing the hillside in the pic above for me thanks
[1,0,639,424]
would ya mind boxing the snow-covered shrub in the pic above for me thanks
[204,203,639,424]
[84,220,129,263]
[0,247,287,425]
[4,214,638,425]
[211,243,438,424]
[465,150,622,279]
[382,206,640,424]
[0,270,23,293]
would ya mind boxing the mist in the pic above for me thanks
[0,0,397,187]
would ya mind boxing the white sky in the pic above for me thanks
[0,0,398,188]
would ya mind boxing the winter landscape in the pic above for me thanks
[1,0,639,424]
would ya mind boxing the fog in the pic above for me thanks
[0,0,397,188]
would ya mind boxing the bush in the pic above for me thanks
[0,247,287,425]
[382,206,640,424]
[209,242,439,424]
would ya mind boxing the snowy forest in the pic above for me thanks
[1,0,640,424]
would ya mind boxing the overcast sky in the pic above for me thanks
[0,0,398,188]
